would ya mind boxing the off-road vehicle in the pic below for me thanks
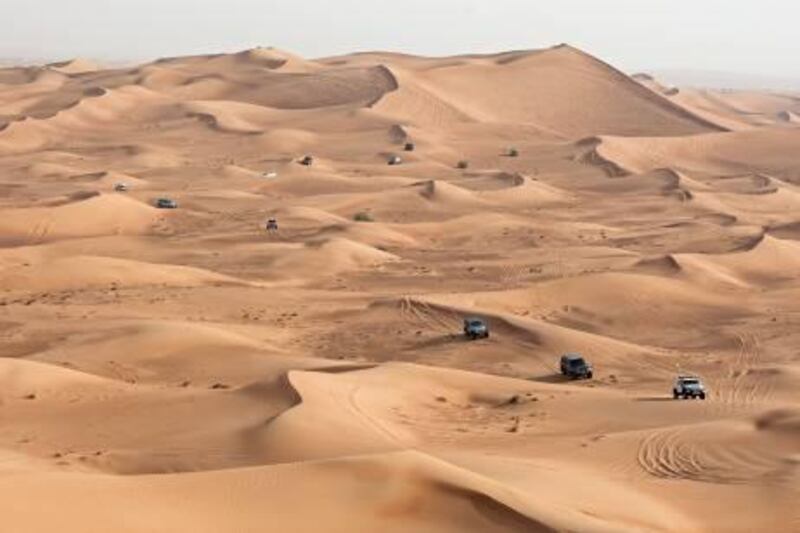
[155,198,178,209]
[560,353,593,379]
[114,182,129,192]
[266,218,278,231]
[673,376,706,400]
[299,155,314,166]
[463,318,489,340]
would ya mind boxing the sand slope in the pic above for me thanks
[368,45,723,137]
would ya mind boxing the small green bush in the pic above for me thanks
[353,211,374,222]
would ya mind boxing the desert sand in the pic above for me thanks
[0,44,798,532]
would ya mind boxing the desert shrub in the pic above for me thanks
[353,211,374,222]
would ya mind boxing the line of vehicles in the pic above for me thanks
[114,182,281,230]
[116,148,414,214]
[115,143,515,212]
[463,317,707,399]
[112,179,708,401]
[114,182,179,209]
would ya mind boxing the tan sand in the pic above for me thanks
[0,45,798,532]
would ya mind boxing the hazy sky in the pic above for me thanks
[2,0,797,76]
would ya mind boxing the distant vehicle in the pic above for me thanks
[463,317,489,340]
[299,155,314,166]
[388,155,403,166]
[262,171,278,179]
[673,376,706,400]
[404,142,415,152]
[155,198,178,209]
[507,147,520,157]
[560,353,593,379]
[266,218,278,231]
[113,182,129,192]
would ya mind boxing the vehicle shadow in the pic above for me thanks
[413,334,477,349]
[634,397,674,402]
[528,373,571,384]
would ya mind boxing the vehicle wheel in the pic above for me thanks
[586,372,593,379]
[673,391,679,399]
[484,332,490,339]
[700,393,706,400]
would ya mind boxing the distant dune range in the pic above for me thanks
[0,45,798,532]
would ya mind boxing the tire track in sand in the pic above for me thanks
[636,423,791,486]
[709,331,774,415]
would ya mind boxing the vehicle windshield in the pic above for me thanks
[567,358,586,366]
[467,320,484,328]
[682,379,700,388]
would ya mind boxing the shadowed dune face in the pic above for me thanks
[0,46,799,532]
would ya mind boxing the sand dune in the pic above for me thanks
[47,58,101,75]
[0,45,798,532]
[417,179,488,206]
[222,47,320,73]
[0,194,163,245]
[181,100,282,134]
[267,238,399,279]
[371,45,724,137]
[0,254,245,290]
[673,234,800,286]
[172,64,398,109]
[589,128,800,177]
[0,451,560,533]
[634,73,800,129]
[67,170,149,189]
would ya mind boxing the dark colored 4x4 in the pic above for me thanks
[155,198,178,209]
[560,353,593,379]
[463,318,489,340]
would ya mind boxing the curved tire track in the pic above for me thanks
[637,424,789,485]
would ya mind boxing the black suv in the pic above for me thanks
[560,353,593,379]
[155,198,178,209]
[463,318,489,340]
